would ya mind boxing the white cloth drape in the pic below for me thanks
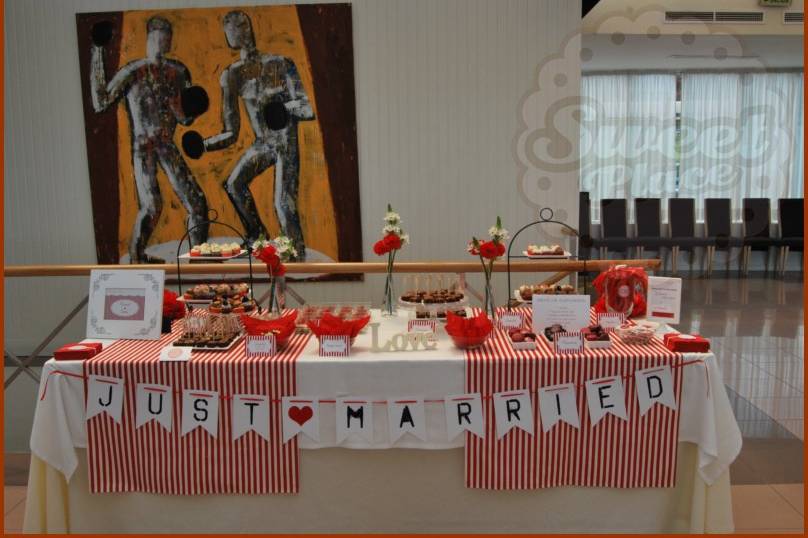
[680,72,804,220]
[580,74,677,220]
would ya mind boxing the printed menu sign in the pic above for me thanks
[646,277,682,324]
[532,294,591,334]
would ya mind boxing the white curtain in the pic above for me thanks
[580,74,677,220]
[680,72,804,220]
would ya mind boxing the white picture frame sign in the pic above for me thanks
[86,269,165,340]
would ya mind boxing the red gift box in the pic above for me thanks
[54,342,103,361]
[663,333,710,353]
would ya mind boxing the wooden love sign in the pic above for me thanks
[368,322,437,352]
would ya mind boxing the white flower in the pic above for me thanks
[399,233,410,245]
[383,224,402,235]
[251,238,270,251]
[489,225,509,242]
[384,211,401,225]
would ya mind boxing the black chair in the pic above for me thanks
[634,198,670,260]
[578,191,594,259]
[704,198,742,276]
[598,199,634,259]
[668,198,710,275]
[741,198,775,275]
[776,198,804,275]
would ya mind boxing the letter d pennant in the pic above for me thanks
[635,366,677,416]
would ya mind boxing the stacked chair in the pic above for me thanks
[776,198,804,275]
[580,193,801,278]
[668,198,710,275]
[740,198,775,275]
[704,198,743,276]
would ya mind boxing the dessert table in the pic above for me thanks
[24,311,742,533]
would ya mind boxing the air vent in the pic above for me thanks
[665,11,714,22]
[784,12,804,24]
[715,11,765,23]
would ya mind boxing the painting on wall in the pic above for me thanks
[76,3,361,275]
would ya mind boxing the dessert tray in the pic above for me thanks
[179,283,251,304]
[171,312,244,352]
[523,244,571,259]
[179,242,248,262]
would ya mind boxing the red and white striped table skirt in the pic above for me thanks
[465,308,684,490]
[84,322,309,495]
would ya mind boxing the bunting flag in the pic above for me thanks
[135,383,172,431]
[465,307,684,490]
[387,397,426,442]
[537,383,580,432]
[336,396,373,443]
[585,375,628,425]
[281,396,319,443]
[444,393,485,440]
[83,316,308,495]
[493,390,534,438]
[86,375,124,423]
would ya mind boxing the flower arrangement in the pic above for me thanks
[162,289,186,333]
[467,217,508,319]
[252,234,298,314]
[373,204,409,316]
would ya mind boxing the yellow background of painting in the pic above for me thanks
[115,5,337,259]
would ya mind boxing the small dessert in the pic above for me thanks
[508,328,538,349]
[221,244,233,257]
[582,323,611,348]
[544,323,566,342]
[190,246,201,257]
[615,323,654,345]
[527,244,565,256]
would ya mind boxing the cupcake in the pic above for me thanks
[221,244,233,257]
[210,244,222,257]
[190,246,202,257]
[199,244,212,256]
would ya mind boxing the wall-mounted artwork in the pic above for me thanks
[76,4,361,272]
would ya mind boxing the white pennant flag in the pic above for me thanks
[232,394,270,441]
[181,389,219,437]
[635,366,677,416]
[444,393,485,440]
[387,397,426,442]
[86,375,124,423]
[135,383,172,431]
[586,375,628,425]
[281,396,320,443]
[336,396,373,443]
[537,383,580,432]
[493,390,534,438]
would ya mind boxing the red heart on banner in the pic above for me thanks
[288,405,313,426]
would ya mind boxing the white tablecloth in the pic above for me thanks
[25,312,743,533]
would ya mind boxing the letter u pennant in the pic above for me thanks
[135,383,172,431]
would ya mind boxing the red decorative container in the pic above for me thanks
[54,342,103,361]
[663,333,710,353]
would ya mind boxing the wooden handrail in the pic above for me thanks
[4,259,661,277]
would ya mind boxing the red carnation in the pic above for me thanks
[254,244,278,265]
[496,242,506,256]
[479,241,500,260]
[373,239,390,256]
[162,290,186,320]
[383,233,402,251]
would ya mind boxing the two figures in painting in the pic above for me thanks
[90,10,312,263]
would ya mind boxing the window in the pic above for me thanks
[581,71,804,222]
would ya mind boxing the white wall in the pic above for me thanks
[584,0,804,36]
[4,0,582,450]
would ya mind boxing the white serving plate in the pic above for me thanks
[523,250,572,259]
[510,339,539,351]
[178,251,248,261]
[584,338,612,349]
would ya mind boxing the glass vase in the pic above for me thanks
[381,271,396,317]
[267,276,285,317]
[483,278,496,320]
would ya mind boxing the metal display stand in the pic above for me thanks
[505,207,589,310]
[174,209,256,306]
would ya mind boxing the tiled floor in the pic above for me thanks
[3,275,803,533]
